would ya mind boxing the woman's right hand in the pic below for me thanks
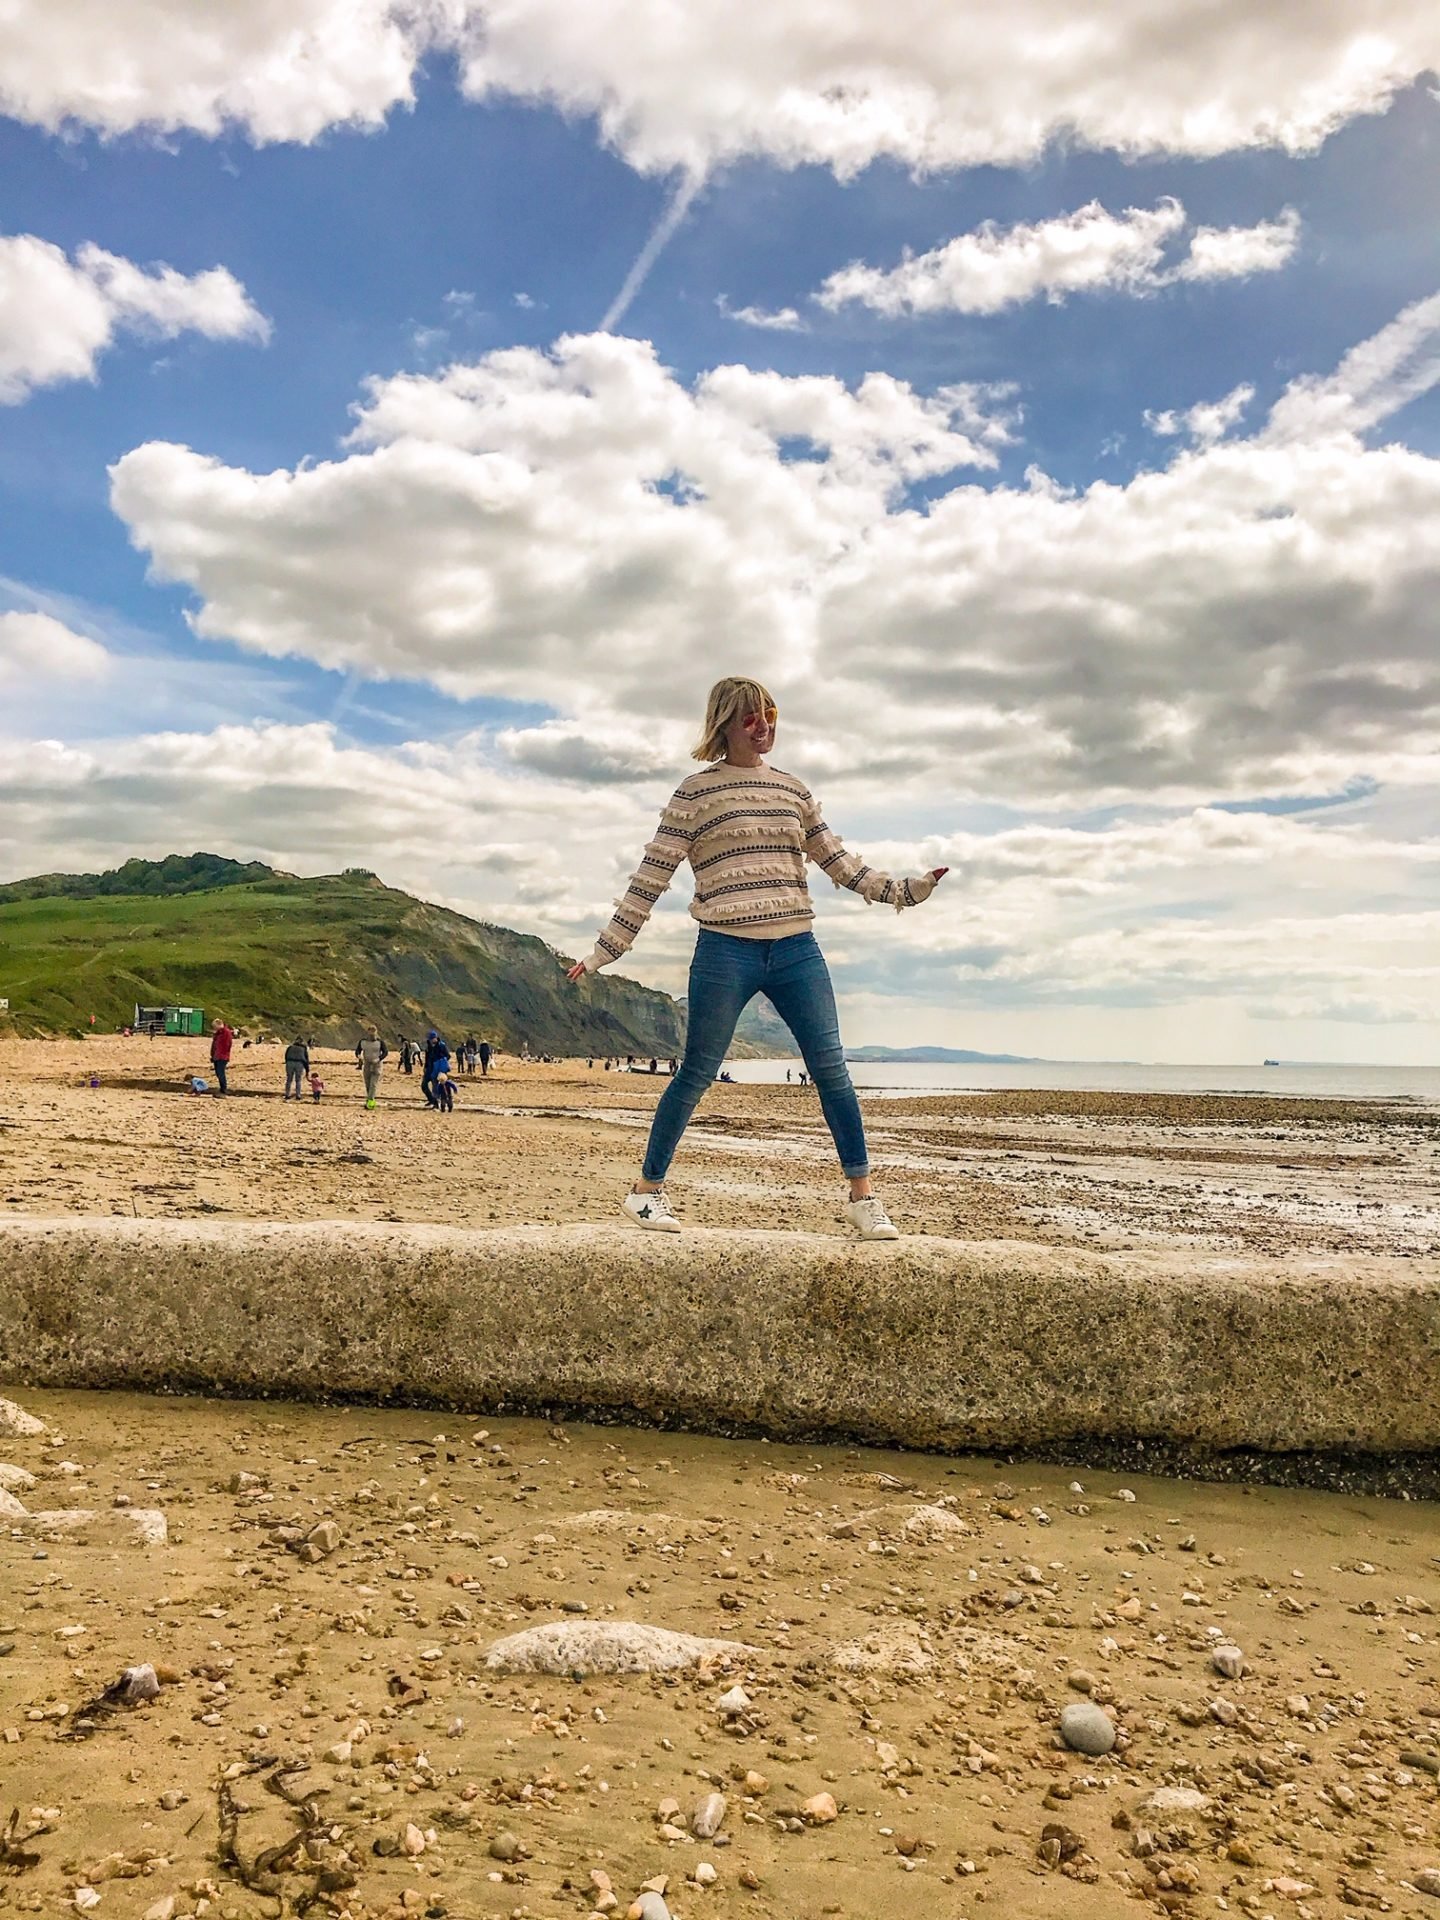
[565,960,588,984]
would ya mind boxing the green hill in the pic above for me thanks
[0,853,701,1056]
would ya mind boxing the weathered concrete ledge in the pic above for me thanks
[1,1218,1436,1466]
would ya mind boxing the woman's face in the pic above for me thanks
[724,698,777,759]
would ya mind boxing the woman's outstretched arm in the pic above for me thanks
[569,789,696,977]
[801,788,946,910]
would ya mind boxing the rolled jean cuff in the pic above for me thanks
[841,1161,870,1179]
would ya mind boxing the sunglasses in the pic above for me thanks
[742,705,779,730]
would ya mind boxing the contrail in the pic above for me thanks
[601,170,703,333]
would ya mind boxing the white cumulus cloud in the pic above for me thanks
[1,0,1436,177]
[816,200,1299,317]
[717,296,807,332]
[105,293,1440,808]
[0,233,269,404]
[1146,383,1256,445]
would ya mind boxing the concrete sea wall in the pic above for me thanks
[2,1218,1436,1464]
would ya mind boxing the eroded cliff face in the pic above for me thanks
[0,856,691,1056]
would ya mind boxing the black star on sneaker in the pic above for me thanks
[637,1203,652,1219]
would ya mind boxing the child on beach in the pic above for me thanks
[308,1070,326,1103]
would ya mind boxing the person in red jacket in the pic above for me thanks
[210,1019,235,1095]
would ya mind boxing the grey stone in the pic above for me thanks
[0,1463,36,1492]
[1211,1643,1245,1680]
[1059,1702,1116,1756]
[0,1488,28,1519]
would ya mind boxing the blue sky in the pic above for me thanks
[2,6,1439,1060]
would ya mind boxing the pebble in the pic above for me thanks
[802,1792,839,1825]
[1066,1668,1097,1694]
[717,1684,751,1716]
[1211,1643,1245,1679]
[142,1898,177,1920]
[1412,1868,1440,1897]
[0,1463,36,1492]
[489,1830,522,1862]
[694,1862,718,1886]
[692,1792,726,1838]
[1059,1702,1116,1756]
[0,1488,28,1519]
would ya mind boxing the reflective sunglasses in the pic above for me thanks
[742,705,779,730]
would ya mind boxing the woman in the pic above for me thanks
[567,676,947,1238]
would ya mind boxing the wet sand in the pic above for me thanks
[1,1389,1438,1920]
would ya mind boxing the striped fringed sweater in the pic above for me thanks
[582,760,938,973]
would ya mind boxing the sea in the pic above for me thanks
[724,1058,1440,1104]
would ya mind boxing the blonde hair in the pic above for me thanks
[692,676,777,763]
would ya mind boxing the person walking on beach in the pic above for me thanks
[355,1025,388,1109]
[478,1039,492,1077]
[567,676,947,1238]
[420,1030,443,1107]
[209,1018,235,1095]
[283,1034,309,1100]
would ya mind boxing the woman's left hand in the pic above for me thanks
[931,867,950,881]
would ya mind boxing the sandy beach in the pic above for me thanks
[1,1389,1438,1920]
[2,1036,1438,1256]
[2,1038,1438,1919]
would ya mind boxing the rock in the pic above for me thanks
[899,1503,970,1543]
[158,1791,186,1811]
[692,1792,726,1838]
[716,1685,752,1716]
[119,1664,160,1703]
[742,1771,768,1795]
[628,1896,671,1920]
[1115,1488,1137,1502]
[1059,1702,1116,1756]
[1211,1643,1245,1680]
[0,1488,28,1519]
[324,1739,353,1764]
[0,1397,47,1438]
[0,1463,36,1492]
[228,1471,265,1493]
[1067,1669,1097,1694]
[488,1830,522,1862]
[401,1822,426,1857]
[1139,1787,1210,1815]
[143,1898,178,1920]
[802,1792,839,1825]
[694,1861,718,1886]
[305,1518,342,1558]
[1412,1868,1440,1897]
[1038,1823,1085,1867]
[12,1507,166,1546]
[483,1621,755,1676]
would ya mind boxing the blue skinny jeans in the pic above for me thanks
[641,928,869,1183]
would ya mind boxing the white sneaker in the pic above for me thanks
[624,1186,681,1232]
[846,1196,900,1241]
